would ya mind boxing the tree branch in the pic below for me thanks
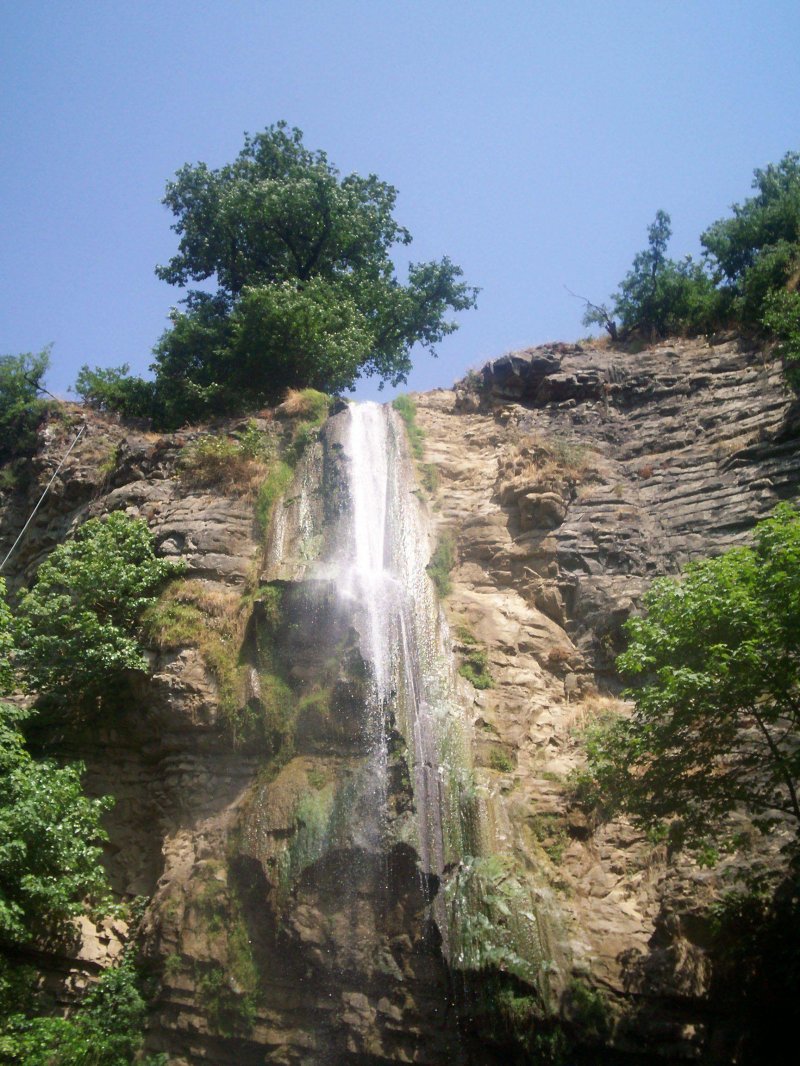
[750,703,800,824]
[565,286,618,340]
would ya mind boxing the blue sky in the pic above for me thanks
[2,1,800,401]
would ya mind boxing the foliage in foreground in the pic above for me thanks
[0,564,154,1063]
[0,955,164,1065]
[0,699,113,947]
[78,122,477,427]
[14,512,182,705]
[577,504,800,858]
[0,596,113,947]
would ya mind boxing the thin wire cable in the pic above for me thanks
[0,424,86,573]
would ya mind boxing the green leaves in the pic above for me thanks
[0,954,164,1065]
[582,505,800,856]
[587,150,800,377]
[603,210,721,339]
[762,288,800,392]
[76,124,477,426]
[0,703,113,947]
[0,348,51,465]
[701,151,800,318]
[0,580,13,696]
[145,123,478,424]
[14,512,182,704]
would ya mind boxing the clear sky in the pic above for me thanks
[2,1,800,401]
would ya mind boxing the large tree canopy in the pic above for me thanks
[138,123,476,424]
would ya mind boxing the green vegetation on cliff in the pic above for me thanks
[577,503,800,858]
[78,123,477,427]
[0,582,158,1064]
[0,349,52,468]
[585,150,800,389]
[0,704,113,947]
[14,512,182,706]
[0,955,165,1066]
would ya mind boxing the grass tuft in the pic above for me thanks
[427,531,456,597]
[392,394,425,460]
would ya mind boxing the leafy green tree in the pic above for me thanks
[761,288,800,391]
[14,513,181,704]
[73,363,156,419]
[0,586,151,1061]
[584,211,719,340]
[80,123,477,427]
[701,151,800,326]
[2,581,114,946]
[580,504,800,857]
[0,349,51,465]
[0,703,113,946]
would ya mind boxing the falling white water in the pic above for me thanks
[344,402,393,700]
[342,402,469,893]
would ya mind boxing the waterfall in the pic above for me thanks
[241,400,555,1061]
[342,402,469,892]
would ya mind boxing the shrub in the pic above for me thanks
[236,419,272,459]
[762,288,800,392]
[0,702,114,947]
[427,531,456,597]
[456,626,494,689]
[0,955,165,1065]
[489,749,513,773]
[14,512,182,704]
[74,363,157,419]
[178,433,268,494]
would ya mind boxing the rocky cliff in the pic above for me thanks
[1,334,797,1064]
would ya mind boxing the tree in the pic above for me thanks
[73,363,156,419]
[80,122,476,427]
[0,349,51,465]
[583,211,719,341]
[580,504,800,857]
[0,703,114,946]
[762,288,800,391]
[701,151,800,325]
[14,512,182,704]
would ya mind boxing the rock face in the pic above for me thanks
[415,335,799,1060]
[1,335,797,1064]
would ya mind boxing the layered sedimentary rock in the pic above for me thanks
[1,334,798,1063]
[414,334,799,1060]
